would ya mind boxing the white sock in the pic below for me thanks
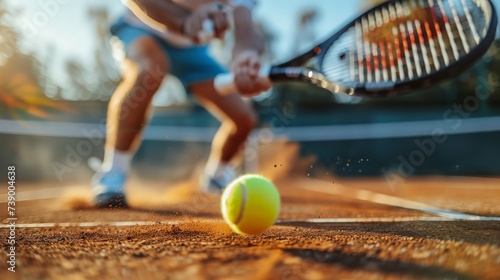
[204,161,230,177]
[101,148,133,174]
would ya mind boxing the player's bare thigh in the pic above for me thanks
[120,36,170,82]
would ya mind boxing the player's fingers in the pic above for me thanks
[210,10,227,27]
[185,16,203,42]
[247,55,261,77]
[254,77,272,92]
[216,16,229,37]
[236,65,251,85]
[207,4,228,38]
[234,67,256,95]
[213,22,228,38]
[235,77,270,96]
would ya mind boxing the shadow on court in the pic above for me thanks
[285,248,473,280]
[279,220,500,247]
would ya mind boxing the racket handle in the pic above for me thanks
[197,19,214,44]
[214,65,271,95]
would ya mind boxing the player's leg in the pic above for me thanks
[105,37,168,152]
[190,82,257,193]
[152,43,257,193]
[93,34,169,208]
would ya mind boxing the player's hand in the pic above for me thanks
[182,2,229,43]
[231,50,272,96]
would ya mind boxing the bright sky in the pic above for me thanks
[6,0,366,89]
[10,1,366,58]
[6,0,500,92]
[7,1,123,87]
[254,0,366,59]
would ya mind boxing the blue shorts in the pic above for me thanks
[110,18,227,88]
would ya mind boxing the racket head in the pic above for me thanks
[284,0,498,97]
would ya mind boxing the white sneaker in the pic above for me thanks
[200,166,236,194]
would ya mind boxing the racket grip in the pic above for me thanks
[197,19,214,44]
[214,65,271,95]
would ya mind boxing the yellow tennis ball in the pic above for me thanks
[221,174,281,235]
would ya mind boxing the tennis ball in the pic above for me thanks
[221,174,281,235]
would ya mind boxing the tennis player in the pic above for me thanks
[92,0,271,208]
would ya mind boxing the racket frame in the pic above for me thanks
[272,0,498,97]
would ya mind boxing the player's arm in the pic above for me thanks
[232,6,264,57]
[126,0,189,34]
[230,5,271,95]
[126,0,229,42]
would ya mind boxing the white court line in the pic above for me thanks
[423,177,500,190]
[0,221,181,229]
[279,216,500,223]
[300,179,500,221]
[0,187,64,203]
[417,185,500,190]
[3,216,500,229]
[2,176,497,204]
[2,179,499,229]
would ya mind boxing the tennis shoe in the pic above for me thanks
[200,166,236,195]
[91,170,128,208]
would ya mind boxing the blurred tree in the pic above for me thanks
[0,0,18,67]
[88,7,121,100]
[291,8,318,56]
[254,20,276,64]
[0,0,71,118]
[36,6,121,101]
[63,59,93,100]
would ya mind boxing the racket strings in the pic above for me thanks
[321,0,491,87]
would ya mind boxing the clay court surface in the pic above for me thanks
[1,145,500,280]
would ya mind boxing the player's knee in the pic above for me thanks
[137,59,168,91]
[236,110,258,134]
[127,38,169,92]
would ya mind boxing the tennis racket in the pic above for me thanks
[213,0,498,97]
